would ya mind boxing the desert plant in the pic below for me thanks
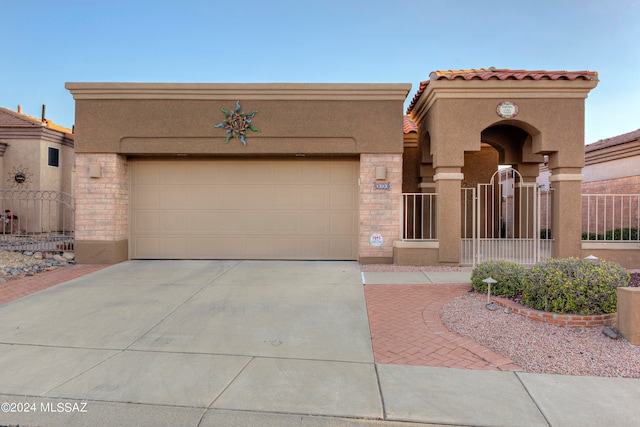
[521,258,629,315]
[471,260,525,297]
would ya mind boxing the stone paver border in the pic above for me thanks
[364,283,521,371]
[0,264,109,305]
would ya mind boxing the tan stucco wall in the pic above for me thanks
[402,133,419,193]
[461,146,499,187]
[406,77,597,265]
[67,84,410,156]
[0,138,74,194]
[584,157,640,182]
[419,97,585,168]
[581,246,640,269]
[3,139,41,190]
[67,83,411,264]
[40,142,62,191]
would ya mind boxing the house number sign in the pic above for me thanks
[374,182,390,190]
[370,233,384,247]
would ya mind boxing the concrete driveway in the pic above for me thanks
[0,260,386,426]
[1,260,638,427]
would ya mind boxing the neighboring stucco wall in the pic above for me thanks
[584,157,639,184]
[2,138,41,190]
[61,144,75,196]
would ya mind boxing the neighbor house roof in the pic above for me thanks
[0,106,73,134]
[585,128,640,153]
[0,106,74,146]
[585,128,640,166]
[407,68,599,114]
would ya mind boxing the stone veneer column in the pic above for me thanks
[359,153,402,263]
[75,153,129,264]
[435,167,463,264]
[550,169,584,259]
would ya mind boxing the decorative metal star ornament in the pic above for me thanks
[214,101,259,146]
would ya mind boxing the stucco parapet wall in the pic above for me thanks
[66,83,410,155]
[410,79,598,122]
[65,83,412,101]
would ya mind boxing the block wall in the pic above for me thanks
[75,153,129,241]
[359,153,402,261]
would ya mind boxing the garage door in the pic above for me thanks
[130,158,359,260]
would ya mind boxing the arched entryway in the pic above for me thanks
[460,123,548,265]
[461,167,550,265]
[401,68,598,266]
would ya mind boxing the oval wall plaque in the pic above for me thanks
[496,101,518,119]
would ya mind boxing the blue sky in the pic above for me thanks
[3,0,638,144]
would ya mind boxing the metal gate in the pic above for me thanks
[462,168,543,265]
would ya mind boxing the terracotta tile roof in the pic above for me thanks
[430,68,598,82]
[403,115,418,134]
[585,128,640,153]
[407,68,599,114]
[0,106,73,134]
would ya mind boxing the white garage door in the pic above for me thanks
[130,158,359,260]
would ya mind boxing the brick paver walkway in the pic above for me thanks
[365,283,521,371]
[0,264,109,305]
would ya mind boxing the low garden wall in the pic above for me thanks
[493,297,616,328]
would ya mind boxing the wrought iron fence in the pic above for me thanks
[400,193,438,240]
[582,193,640,242]
[0,190,74,252]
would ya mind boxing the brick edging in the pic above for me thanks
[492,297,616,328]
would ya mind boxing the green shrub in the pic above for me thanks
[604,228,638,241]
[581,232,601,241]
[521,258,629,315]
[581,228,638,241]
[471,260,525,297]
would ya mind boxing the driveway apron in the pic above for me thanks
[0,260,382,420]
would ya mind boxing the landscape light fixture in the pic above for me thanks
[482,277,498,310]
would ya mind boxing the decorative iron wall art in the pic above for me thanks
[7,165,32,188]
[214,101,259,146]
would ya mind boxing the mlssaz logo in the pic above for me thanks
[214,101,259,146]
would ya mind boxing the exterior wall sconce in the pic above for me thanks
[375,167,387,180]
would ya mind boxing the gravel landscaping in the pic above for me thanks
[0,250,73,282]
[363,264,640,378]
[441,293,640,378]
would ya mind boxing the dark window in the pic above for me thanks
[48,147,60,167]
